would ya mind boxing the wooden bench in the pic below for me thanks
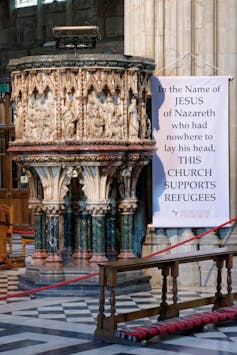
[0,204,13,260]
[0,204,25,267]
[95,246,237,345]
[13,228,35,256]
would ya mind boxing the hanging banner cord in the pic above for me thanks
[154,52,234,80]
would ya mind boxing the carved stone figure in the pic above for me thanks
[146,117,152,138]
[26,98,40,140]
[35,91,55,141]
[62,98,77,140]
[140,102,147,139]
[107,98,123,139]
[87,91,104,138]
[128,98,139,139]
[14,100,24,140]
[42,91,55,140]
[103,96,115,138]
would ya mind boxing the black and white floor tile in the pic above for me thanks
[0,236,237,355]
[0,267,236,354]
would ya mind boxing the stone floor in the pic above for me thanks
[0,236,236,354]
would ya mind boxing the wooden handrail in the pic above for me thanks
[95,246,237,338]
[98,247,237,272]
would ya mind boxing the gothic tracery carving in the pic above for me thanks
[11,60,153,144]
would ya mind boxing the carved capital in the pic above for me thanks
[118,199,137,214]
[28,198,43,213]
[42,202,64,215]
[86,201,110,216]
[72,200,88,215]
[33,165,80,203]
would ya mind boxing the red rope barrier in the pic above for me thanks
[0,272,99,301]
[143,217,237,259]
[0,217,236,301]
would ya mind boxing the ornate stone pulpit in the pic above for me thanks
[8,54,155,293]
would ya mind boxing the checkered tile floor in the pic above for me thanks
[0,268,219,324]
[0,269,237,355]
[0,255,236,353]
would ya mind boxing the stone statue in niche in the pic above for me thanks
[14,100,24,140]
[42,90,55,140]
[128,98,139,139]
[62,96,77,140]
[140,101,152,139]
[110,97,124,139]
[140,102,147,139]
[102,95,115,138]
[146,116,152,138]
[86,91,104,138]
[26,97,40,141]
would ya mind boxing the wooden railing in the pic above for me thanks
[95,246,237,339]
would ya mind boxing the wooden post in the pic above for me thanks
[159,263,170,320]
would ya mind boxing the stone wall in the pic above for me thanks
[0,0,124,76]
[124,0,237,287]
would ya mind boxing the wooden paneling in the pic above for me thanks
[0,91,32,228]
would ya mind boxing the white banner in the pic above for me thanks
[152,76,229,227]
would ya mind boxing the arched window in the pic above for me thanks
[15,0,37,8]
[15,0,65,8]
[43,0,65,3]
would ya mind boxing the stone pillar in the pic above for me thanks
[106,203,117,261]
[124,0,237,227]
[124,0,155,58]
[217,0,237,222]
[62,193,74,264]
[30,203,47,265]
[43,203,63,268]
[87,202,109,263]
[193,0,216,76]
[198,228,221,287]
[73,201,91,260]
[142,227,170,287]
[117,198,137,259]
[176,228,200,287]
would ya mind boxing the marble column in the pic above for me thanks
[43,203,63,268]
[117,198,137,259]
[106,203,117,261]
[73,201,91,260]
[30,203,47,265]
[62,193,74,264]
[87,202,110,263]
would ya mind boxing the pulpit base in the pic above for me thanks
[18,264,151,297]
